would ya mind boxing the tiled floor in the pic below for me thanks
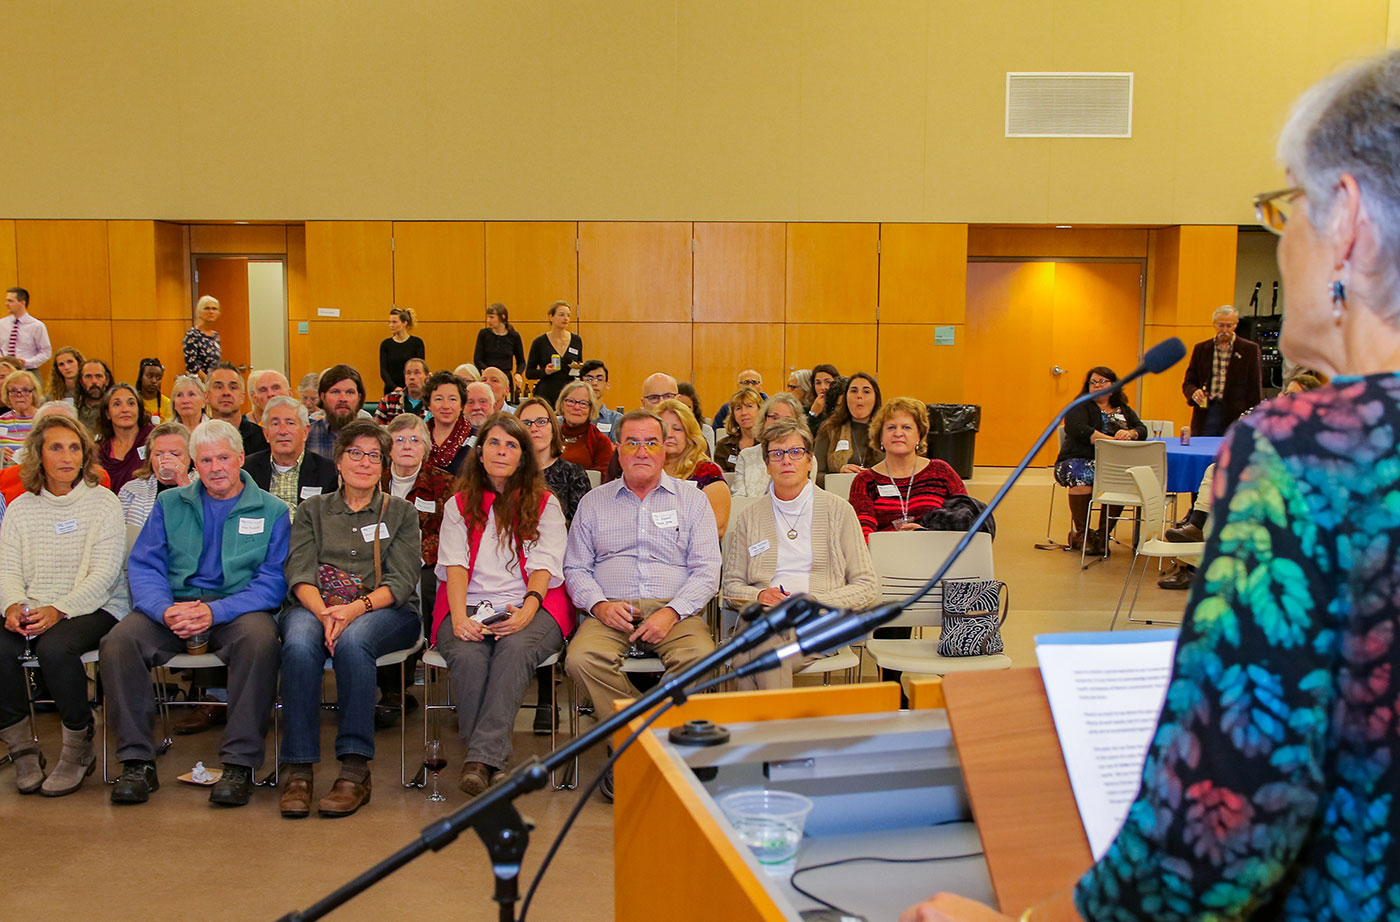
[1,466,1192,921]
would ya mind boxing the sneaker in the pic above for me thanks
[111,760,159,804]
[209,763,254,807]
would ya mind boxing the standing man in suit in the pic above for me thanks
[244,396,339,522]
[1181,306,1263,436]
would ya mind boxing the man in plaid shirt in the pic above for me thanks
[1181,306,1263,436]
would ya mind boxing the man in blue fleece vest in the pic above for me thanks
[101,419,290,807]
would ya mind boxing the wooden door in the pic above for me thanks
[194,256,251,375]
[1049,262,1144,408]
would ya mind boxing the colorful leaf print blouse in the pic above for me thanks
[1076,374,1400,921]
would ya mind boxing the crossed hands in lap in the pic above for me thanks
[162,601,213,640]
[4,603,63,636]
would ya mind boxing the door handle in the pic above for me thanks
[1052,365,1066,376]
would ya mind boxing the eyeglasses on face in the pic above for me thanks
[521,417,551,429]
[7,387,35,396]
[1089,377,1112,388]
[739,378,761,387]
[562,398,591,409]
[581,374,607,384]
[1253,186,1303,236]
[642,392,678,404]
[766,446,809,462]
[392,435,423,445]
[620,439,663,455]
[344,448,383,464]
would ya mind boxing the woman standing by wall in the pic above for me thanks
[525,301,582,407]
[183,296,221,380]
[474,304,526,400]
[379,308,425,397]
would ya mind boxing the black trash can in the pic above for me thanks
[926,403,980,479]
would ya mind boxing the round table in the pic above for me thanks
[1150,436,1224,493]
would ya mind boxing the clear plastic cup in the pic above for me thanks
[719,788,814,866]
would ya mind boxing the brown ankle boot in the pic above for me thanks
[1066,493,1091,550]
[40,722,94,797]
[0,720,46,794]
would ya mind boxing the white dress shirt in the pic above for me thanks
[0,312,52,369]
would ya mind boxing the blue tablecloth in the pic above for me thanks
[1151,436,1224,494]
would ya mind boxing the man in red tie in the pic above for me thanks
[1,288,52,371]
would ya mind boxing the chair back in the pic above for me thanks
[721,494,762,559]
[867,531,995,630]
[586,469,602,489]
[1127,465,1168,549]
[1091,439,1166,503]
[1140,419,1175,439]
[823,472,856,502]
[722,471,738,487]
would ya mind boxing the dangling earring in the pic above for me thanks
[1330,263,1348,326]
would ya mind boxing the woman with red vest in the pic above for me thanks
[431,413,573,798]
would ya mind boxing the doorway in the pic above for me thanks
[192,255,288,378]
[965,260,1144,467]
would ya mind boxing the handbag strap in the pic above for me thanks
[372,493,387,589]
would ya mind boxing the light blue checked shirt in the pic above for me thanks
[564,472,720,619]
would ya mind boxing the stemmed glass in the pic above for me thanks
[624,599,648,658]
[16,604,37,664]
[423,739,447,802]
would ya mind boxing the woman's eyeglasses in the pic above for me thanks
[562,398,592,409]
[1253,187,1303,235]
[521,417,552,429]
[392,435,423,445]
[766,447,809,462]
[344,448,383,464]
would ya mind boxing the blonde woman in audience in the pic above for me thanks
[433,413,572,796]
[656,398,731,537]
[453,362,481,384]
[526,300,582,406]
[0,370,43,465]
[732,393,816,497]
[48,346,84,402]
[556,380,614,473]
[171,374,208,431]
[725,416,878,689]
[814,372,883,485]
[183,294,222,379]
[0,415,126,796]
[118,422,196,529]
[713,387,762,473]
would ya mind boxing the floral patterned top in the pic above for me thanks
[183,327,220,376]
[1076,374,1400,922]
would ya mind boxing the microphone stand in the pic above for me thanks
[274,593,829,922]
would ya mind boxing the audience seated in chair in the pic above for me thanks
[1054,366,1148,557]
[731,393,814,498]
[814,372,883,486]
[305,364,365,459]
[849,397,968,540]
[244,396,340,522]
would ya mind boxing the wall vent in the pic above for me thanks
[1005,72,1133,138]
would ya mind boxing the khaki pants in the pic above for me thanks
[565,599,715,715]
[731,629,819,692]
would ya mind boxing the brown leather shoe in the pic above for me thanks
[279,774,312,819]
[459,760,493,798]
[318,775,372,817]
[174,703,226,736]
[1165,522,1204,543]
[1157,564,1196,590]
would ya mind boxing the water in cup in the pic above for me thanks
[729,815,804,865]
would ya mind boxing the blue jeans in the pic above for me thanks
[278,605,420,764]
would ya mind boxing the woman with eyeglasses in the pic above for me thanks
[725,416,877,690]
[714,387,762,473]
[849,398,969,539]
[517,397,590,524]
[278,419,422,819]
[97,383,155,494]
[0,370,43,466]
[136,358,172,423]
[1054,366,1146,557]
[814,372,884,485]
[732,393,817,497]
[432,413,572,797]
[555,380,614,473]
[656,398,731,538]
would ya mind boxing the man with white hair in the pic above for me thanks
[1181,306,1263,436]
[244,395,339,521]
[246,369,292,427]
[102,419,290,807]
[464,380,496,437]
[480,366,515,414]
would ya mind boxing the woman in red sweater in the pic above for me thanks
[555,381,614,473]
[848,397,967,539]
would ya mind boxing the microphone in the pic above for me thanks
[725,592,833,657]
[719,337,1188,686]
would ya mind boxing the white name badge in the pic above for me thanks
[300,486,322,500]
[238,517,265,535]
[877,483,900,498]
[54,519,78,536]
[835,439,850,452]
[466,435,477,447]
[0,426,7,437]
[651,509,679,529]
[597,422,611,434]
[747,538,771,557]
[150,416,161,425]
[727,454,738,464]
[361,522,391,542]
[568,347,579,355]
[414,496,436,513]
[136,446,147,460]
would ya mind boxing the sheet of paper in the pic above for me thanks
[1035,630,1178,860]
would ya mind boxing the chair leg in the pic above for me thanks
[1109,551,1143,631]
[155,668,174,756]
[1035,480,1065,549]
[399,660,412,788]
[1124,555,1155,625]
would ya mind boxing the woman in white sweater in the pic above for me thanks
[0,415,128,796]
[724,416,879,690]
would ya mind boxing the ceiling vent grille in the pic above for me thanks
[1005,72,1133,138]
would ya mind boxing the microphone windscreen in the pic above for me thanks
[1143,337,1186,374]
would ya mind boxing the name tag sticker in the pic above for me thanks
[54,518,78,536]
[597,422,611,433]
[414,497,436,513]
[136,446,147,460]
[466,435,477,447]
[727,454,738,464]
[300,486,322,499]
[877,483,900,498]
[747,538,771,557]
[361,522,391,542]
[651,509,679,529]
[835,439,850,452]
[0,426,7,437]
[238,517,265,535]
[568,347,579,355]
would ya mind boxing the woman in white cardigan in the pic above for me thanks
[730,392,816,497]
[725,416,878,690]
[0,415,127,796]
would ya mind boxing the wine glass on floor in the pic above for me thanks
[424,739,447,802]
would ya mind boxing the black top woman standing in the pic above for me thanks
[473,303,526,400]
[525,301,582,407]
[379,308,425,396]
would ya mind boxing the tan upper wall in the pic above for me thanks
[0,1,1389,223]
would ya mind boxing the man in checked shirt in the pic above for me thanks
[564,408,719,796]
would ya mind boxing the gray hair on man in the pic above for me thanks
[262,394,309,426]
[190,418,244,456]
[1212,306,1239,323]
